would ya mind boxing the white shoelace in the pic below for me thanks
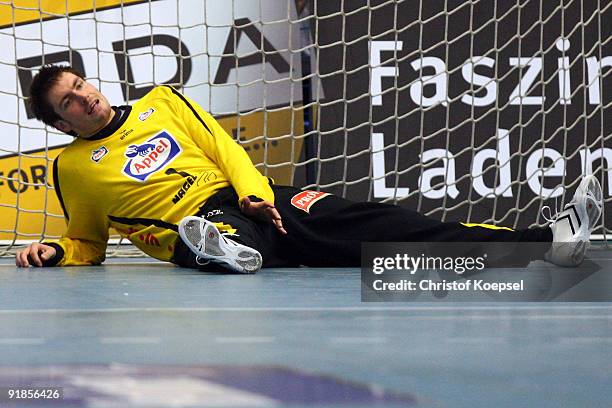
[541,196,560,224]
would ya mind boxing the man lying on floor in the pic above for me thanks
[15,65,604,272]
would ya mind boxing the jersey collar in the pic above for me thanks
[86,105,132,141]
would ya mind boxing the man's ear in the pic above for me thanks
[53,119,73,134]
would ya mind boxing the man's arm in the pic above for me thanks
[16,234,108,268]
[166,86,286,234]
[15,155,110,267]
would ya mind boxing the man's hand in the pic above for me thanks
[15,243,57,267]
[240,196,287,235]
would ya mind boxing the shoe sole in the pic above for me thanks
[178,216,262,274]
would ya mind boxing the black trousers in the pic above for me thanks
[173,185,553,269]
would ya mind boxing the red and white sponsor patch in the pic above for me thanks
[290,190,330,213]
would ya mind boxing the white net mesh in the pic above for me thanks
[308,0,610,242]
[0,0,609,258]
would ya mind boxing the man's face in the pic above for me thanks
[46,72,114,138]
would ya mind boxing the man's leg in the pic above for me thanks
[272,175,602,268]
[173,177,601,271]
[270,186,551,267]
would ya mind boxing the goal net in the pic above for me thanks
[308,0,610,242]
[0,0,609,258]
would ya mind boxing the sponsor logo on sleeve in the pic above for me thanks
[122,131,181,182]
[91,146,109,163]
[138,107,155,121]
[290,190,331,213]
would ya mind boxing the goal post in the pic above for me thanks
[0,0,609,257]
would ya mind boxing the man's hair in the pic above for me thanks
[28,65,85,128]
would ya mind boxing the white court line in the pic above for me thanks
[558,336,612,344]
[0,305,611,314]
[446,337,506,344]
[355,314,612,320]
[330,337,387,344]
[100,337,161,344]
[0,338,45,345]
[215,336,276,344]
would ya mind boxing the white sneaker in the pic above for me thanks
[178,216,262,273]
[544,175,603,266]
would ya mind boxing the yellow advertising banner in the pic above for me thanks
[0,0,147,27]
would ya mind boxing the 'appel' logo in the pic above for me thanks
[122,131,181,182]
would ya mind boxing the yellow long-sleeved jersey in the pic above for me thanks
[47,86,273,266]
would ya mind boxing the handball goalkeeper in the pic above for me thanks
[15,65,603,272]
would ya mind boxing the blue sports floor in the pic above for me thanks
[0,249,611,408]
